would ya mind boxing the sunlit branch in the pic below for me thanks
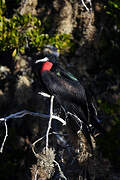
[46,95,54,149]
[81,0,92,12]
[0,109,66,153]
[54,160,67,180]
[0,119,8,153]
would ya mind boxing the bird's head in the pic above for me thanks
[35,45,59,73]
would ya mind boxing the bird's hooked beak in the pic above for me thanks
[35,57,49,64]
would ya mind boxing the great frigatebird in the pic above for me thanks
[33,45,103,150]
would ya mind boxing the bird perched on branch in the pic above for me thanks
[33,45,103,150]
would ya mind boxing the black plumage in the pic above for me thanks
[33,46,103,150]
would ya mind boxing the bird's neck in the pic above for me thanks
[41,61,53,73]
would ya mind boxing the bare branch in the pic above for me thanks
[88,0,92,11]
[0,91,68,179]
[38,91,51,98]
[81,0,89,11]
[67,112,83,131]
[0,110,66,125]
[0,109,66,153]
[34,169,38,180]
[54,160,67,180]
[46,95,54,149]
[32,131,68,157]
[81,0,92,12]
[0,119,8,153]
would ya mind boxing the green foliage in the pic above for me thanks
[0,0,6,15]
[104,0,120,29]
[106,0,120,12]
[0,3,72,55]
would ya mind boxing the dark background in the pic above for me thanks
[0,0,120,179]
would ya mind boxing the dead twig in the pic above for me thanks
[81,0,92,12]
[46,95,54,149]
[0,119,8,153]
[0,109,66,153]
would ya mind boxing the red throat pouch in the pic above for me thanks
[40,61,53,73]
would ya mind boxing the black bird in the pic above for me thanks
[33,45,103,149]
